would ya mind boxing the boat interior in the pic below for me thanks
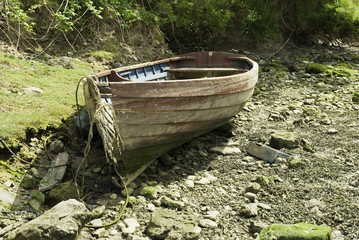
[97,52,253,83]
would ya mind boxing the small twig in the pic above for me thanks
[63,32,77,52]
[16,22,20,50]
[34,34,60,57]
[271,30,294,57]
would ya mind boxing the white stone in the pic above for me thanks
[147,203,156,212]
[198,150,208,157]
[257,202,271,210]
[122,226,136,236]
[205,211,220,220]
[184,179,195,188]
[244,192,257,202]
[187,175,196,181]
[332,230,345,240]
[91,219,103,227]
[195,177,210,185]
[109,193,117,200]
[210,146,241,155]
[327,128,338,134]
[203,172,217,182]
[124,218,140,228]
[199,219,218,228]
[23,87,44,95]
[91,205,106,218]
[93,228,105,238]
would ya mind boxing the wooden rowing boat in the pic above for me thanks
[83,51,258,184]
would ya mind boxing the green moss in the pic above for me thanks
[0,160,24,178]
[254,175,275,186]
[350,54,359,61]
[127,196,137,207]
[288,104,297,110]
[20,174,37,189]
[336,62,356,69]
[289,156,305,169]
[352,92,359,102]
[258,222,332,240]
[305,63,329,74]
[252,87,262,96]
[140,186,158,196]
[262,66,276,72]
[90,51,116,62]
[306,62,358,77]
[47,181,78,204]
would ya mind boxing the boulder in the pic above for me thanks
[146,208,200,240]
[12,199,90,240]
[270,131,300,149]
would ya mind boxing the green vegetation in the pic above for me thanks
[305,63,359,77]
[258,222,332,240]
[1,1,358,51]
[0,53,93,141]
[90,50,116,62]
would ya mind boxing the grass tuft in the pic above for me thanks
[0,53,93,141]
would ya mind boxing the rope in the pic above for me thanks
[76,76,129,228]
[75,78,86,140]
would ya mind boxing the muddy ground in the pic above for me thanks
[1,42,359,240]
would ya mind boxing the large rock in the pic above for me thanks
[146,208,200,240]
[270,131,300,149]
[12,199,90,240]
[257,222,332,240]
[47,56,74,69]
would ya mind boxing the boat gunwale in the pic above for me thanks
[94,55,258,85]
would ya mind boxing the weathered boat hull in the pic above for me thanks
[84,51,258,184]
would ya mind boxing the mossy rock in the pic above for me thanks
[305,64,329,74]
[352,92,359,103]
[146,208,200,240]
[140,185,160,199]
[47,181,78,204]
[257,222,332,240]
[350,54,359,61]
[20,174,37,189]
[253,87,262,96]
[289,156,306,169]
[302,107,321,117]
[29,191,45,212]
[127,196,137,207]
[270,131,300,149]
[254,175,275,186]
